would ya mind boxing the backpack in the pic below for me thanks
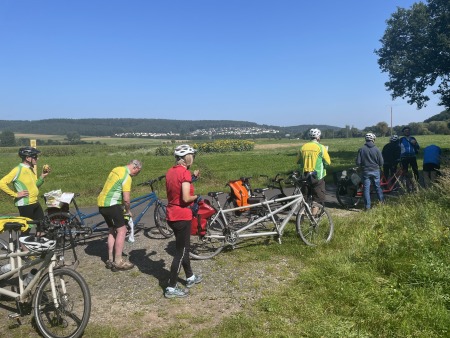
[191,200,216,236]
[227,179,250,210]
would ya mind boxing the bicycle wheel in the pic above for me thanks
[154,202,173,238]
[296,203,334,246]
[33,268,91,338]
[46,212,78,249]
[336,181,362,209]
[190,216,226,260]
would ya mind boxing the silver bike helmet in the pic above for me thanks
[390,134,399,142]
[365,133,376,142]
[19,236,56,253]
[174,144,196,158]
[309,128,321,139]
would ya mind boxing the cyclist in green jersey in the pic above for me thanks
[0,147,50,237]
[98,160,142,272]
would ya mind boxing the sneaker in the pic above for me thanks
[165,286,189,299]
[111,260,134,272]
[186,274,203,288]
[105,260,113,269]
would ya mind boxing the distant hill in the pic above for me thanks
[0,118,340,138]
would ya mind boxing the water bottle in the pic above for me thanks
[23,268,38,286]
[0,263,11,274]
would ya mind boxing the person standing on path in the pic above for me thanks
[0,146,50,238]
[356,133,384,210]
[98,159,142,272]
[382,135,401,178]
[297,128,331,215]
[164,144,203,298]
[399,126,420,181]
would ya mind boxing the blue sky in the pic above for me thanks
[0,0,443,130]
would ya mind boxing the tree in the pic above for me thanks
[66,132,81,144]
[375,0,450,110]
[0,130,16,147]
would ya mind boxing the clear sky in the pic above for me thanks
[0,0,444,130]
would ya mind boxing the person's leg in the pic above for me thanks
[180,220,193,279]
[411,158,419,181]
[362,174,371,209]
[423,170,431,188]
[114,225,127,263]
[373,171,384,203]
[168,221,185,288]
[108,228,116,262]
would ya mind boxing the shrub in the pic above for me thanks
[155,146,171,156]
[193,140,255,153]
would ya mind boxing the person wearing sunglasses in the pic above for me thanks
[0,146,50,238]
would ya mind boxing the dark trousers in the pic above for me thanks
[167,220,193,288]
[18,203,45,234]
[401,157,419,181]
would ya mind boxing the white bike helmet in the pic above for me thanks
[19,236,56,253]
[174,144,196,158]
[390,134,399,142]
[309,128,321,139]
[365,133,376,142]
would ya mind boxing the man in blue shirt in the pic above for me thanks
[422,144,441,188]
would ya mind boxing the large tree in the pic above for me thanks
[375,0,450,110]
[0,130,16,147]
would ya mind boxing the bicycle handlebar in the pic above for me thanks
[137,175,166,187]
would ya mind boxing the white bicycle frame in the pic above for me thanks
[0,229,62,310]
[209,192,308,243]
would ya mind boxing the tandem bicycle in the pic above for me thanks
[189,185,334,260]
[45,175,171,245]
[0,216,90,338]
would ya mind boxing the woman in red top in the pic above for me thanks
[164,144,203,298]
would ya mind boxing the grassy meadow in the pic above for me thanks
[0,135,449,337]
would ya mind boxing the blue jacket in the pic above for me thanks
[400,136,419,158]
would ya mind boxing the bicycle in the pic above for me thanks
[0,216,91,338]
[45,175,171,244]
[189,186,334,260]
[335,167,414,209]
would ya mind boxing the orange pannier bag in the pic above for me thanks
[191,200,216,236]
[227,179,250,211]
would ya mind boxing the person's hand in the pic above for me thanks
[195,195,202,203]
[193,170,200,177]
[17,190,29,198]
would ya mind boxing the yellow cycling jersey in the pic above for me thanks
[298,141,331,180]
[0,164,44,206]
[97,166,132,207]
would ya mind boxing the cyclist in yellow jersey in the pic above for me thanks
[0,147,50,236]
[297,129,331,212]
[98,160,142,272]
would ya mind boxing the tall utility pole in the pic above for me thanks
[390,106,393,135]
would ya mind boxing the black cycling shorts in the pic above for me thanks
[99,205,125,229]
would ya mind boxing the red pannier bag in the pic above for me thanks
[191,200,216,236]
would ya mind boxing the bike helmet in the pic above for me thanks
[390,134,399,142]
[18,146,41,159]
[309,128,321,139]
[365,133,376,142]
[19,236,56,253]
[174,144,196,158]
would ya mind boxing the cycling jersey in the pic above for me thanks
[299,140,331,180]
[165,164,194,221]
[97,166,132,207]
[0,164,44,206]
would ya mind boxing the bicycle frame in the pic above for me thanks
[210,193,305,243]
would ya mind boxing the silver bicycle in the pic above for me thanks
[190,187,334,260]
[0,217,91,338]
